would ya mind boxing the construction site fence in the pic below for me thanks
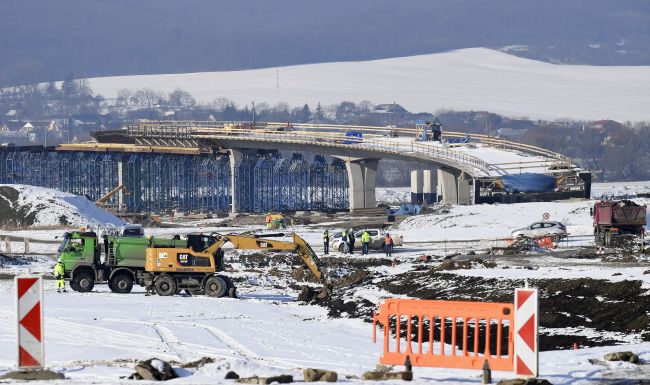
[373,298,516,371]
[373,291,539,377]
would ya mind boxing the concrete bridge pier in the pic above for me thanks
[410,169,423,205]
[345,159,378,211]
[437,168,475,205]
[423,169,436,204]
[411,168,436,205]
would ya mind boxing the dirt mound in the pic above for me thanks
[0,184,123,229]
[0,186,41,227]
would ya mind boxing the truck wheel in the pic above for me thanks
[380,242,386,251]
[186,289,205,296]
[222,275,234,289]
[604,231,612,246]
[154,275,177,296]
[72,271,95,293]
[111,273,134,294]
[204,276,228,297]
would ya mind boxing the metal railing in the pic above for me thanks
[187,126,492,176]
[124,121,575,177]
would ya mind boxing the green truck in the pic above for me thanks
[57,229,185,293]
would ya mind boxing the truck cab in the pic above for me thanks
[57,231,100,291]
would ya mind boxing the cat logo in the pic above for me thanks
[258,241,270,248]
[178,253,190,265]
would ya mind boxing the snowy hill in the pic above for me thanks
[0,185,124,228]
[86,48,650,122]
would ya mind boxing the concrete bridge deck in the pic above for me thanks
[57,121,588,211]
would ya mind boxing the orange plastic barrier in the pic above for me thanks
[535,236,554,249]
[373,298,515,372]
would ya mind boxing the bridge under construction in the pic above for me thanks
[0,121,591,214]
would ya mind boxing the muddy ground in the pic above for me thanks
[227,247,650,350]
[3,247,648,352]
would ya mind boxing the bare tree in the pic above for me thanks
[168,88,196,108]
[134,88,163,109]
[116,89,133,106]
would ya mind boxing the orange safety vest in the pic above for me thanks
[385,236,392,245]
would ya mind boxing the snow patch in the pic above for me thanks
[0,184,124,228]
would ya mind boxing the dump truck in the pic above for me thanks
[143,232,327,297]
[57,229,186,293]
[592,200,647,246]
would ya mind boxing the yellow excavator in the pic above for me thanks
[143,232,327,297]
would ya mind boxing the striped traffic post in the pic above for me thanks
[15,276,44,369]
[514,288,538,378]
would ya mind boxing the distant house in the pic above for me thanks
[588,119,623,130]
[5,109,18,118]
[372,103,409,114]
[68,113,113,128]
[497,127,529,140]
[20,122,36,134]
[2,121,25,131]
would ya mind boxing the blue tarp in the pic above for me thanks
[343,131,363,144]
[501,173,556,193]
[447,137,470,144]
[388,204,422,216]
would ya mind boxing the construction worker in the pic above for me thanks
[53,260,66,293]
[361,230,371,255]
[347,229,355,255]
[384,233,393,257]
[323,230,330,255]
[341,229,348,254]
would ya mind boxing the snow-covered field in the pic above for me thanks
[1,182,649,383]
[86,48,650,121]
[0,281,647,384]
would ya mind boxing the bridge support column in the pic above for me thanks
[410,169,423,205]
[438,169,475,205]
[345,159,378,211]
[423,169,436,204]
[229,149,243,214]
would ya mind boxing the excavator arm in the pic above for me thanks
[204,232,326,283]
[291,233,324,282]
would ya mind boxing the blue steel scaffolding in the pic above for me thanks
[0,147,349,213]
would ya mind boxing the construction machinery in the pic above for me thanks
[57,229,327,297]
[592,200,647,246]
[143,232,326,296]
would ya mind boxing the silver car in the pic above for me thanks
[330,229,403,253]
[511,221,567,241]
